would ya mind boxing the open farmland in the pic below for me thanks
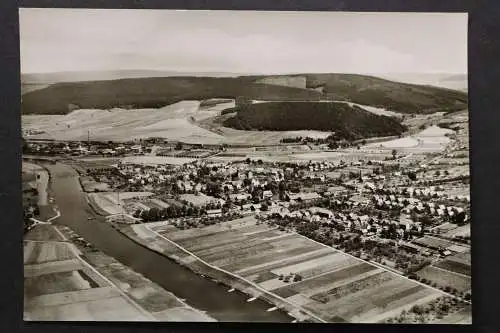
[364,125,453,153]
[434,252,471,276]
[413,235,470,253]
[442,224,471,238]
[22,99,342,146]
[22,101,227,144]
[130,217,445,323]
[416,266,471,292]
[433,305,472,324]
[180,193,220,207]
[121,156,196,166]
[24,226,153,321]
[24,224,214,321]
[88,192,153,215]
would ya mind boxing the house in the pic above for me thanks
[263,190,273,199]
[309,207,334,219]
[287,192,321,202]
[207,209,223,217]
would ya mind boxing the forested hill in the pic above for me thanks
[21,73,467,115]
[223,101,407,140]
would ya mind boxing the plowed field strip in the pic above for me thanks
[301,268,383,297]
[25,286,120,308]
[272,262,377,295]
[25,259,82,277]
[434,259,471,276]
[235,248,332,276]
[221,243,324,272]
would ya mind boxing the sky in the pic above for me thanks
[19,9,468,74]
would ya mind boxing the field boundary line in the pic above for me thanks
[51,226,157,321]
[54,223,215,321]
[267,259,372,291]
[291,232,471,304]
[234,248,331,275]
[24,239,70,244]
[143,224,327,323]
[429,264,471,279]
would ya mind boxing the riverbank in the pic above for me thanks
[117,222,319,322]
[56,224,216,321]
[41,162,294,322]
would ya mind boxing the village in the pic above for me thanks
[21,115,472,323]
[22,113,463,303]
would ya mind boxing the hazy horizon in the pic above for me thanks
[21,69,467,76]
[20,9,467,75]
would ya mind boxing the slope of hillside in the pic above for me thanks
[377,73,468,92]
[249,73,468,114]
[222,102,407,140]
[21,83,50,95]
[21,77,322,115]
[21,74,467,115]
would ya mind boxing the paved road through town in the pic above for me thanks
[43,162,293,322]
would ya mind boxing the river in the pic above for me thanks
[44,162,293,322]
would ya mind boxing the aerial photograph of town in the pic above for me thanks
[21,9,470,324]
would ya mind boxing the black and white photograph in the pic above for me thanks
[21,9,470,323]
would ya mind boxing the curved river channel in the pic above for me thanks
[44,162,293,322]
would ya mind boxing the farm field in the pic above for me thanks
[24,226,152,321]
[365,125,453,153]
[434,251,471,276]
[121,156,196,166]
[413,235,470,253]
[22,101,226,144]
[88,192,153,215]
[442,224,471,238]
[180,193,221,207]
[24,224,65,242]
[23,99,352,146]
[253,150,391,164]
[433,305,472,324]
[416,266,471,292]
[131,216,447,323]
[24,224,214,321]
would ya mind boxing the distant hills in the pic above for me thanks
[21,73,468,115]
[377,73,467,92]
[20,70,242,84]
[223,101,407,140]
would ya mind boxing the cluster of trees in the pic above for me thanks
[280,137,303,144]
[408,274,471,300]
[386,295,468,323]
[223,102,407,138]
[134,205,204,222]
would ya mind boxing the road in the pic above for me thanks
[43,162,293,322]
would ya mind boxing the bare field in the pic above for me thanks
[25,225,65,242]
[135,217,445,323]
[121,156,196,166]
[24,241,76,265]
[180,193,220,206]
[365,125,453,153]
[22,101,225,143]
[25,225,212,321]
[443,224,471,238]
[23,100,332,146]
[88,192,153,215]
